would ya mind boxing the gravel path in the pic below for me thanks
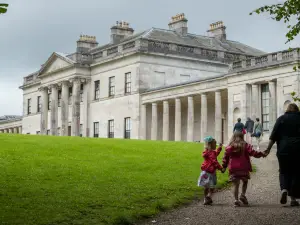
[140,143,300,225]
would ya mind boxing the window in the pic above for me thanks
[125,72,131,94]
[48,93,51,110]
[47,130,50,135]
[36,131,40,135]
[93,122,99,137]
[80,124,83,137]
[27,98,32,114]
[94,80,100,100]
[109,76,115,96]
[37,96,41,112]
[68,87,72,105]
[261,84,270,131]
[58,90,62,107]
[108,120,114,138]
[124,117,131,139]
[80,84,84,102]
[57,127,61,136]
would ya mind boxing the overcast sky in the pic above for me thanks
[0,0,299,116]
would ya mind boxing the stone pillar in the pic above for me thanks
[71,78,81,136]
[50,84,59,136]
[39,86,49,135]
[201,93,208,141]
[175,98,181,141]
[140,104,147,140]
[269,81,277,131]
[187,96,194,142]
[13,127,18,134]
[19,126,22,134]
[9,128,13,133]
[162,100,169,141]
[215,91,222,143]
[251,84,259,120]
[151,102,158,140]
[82,79,89,137]
[4,129,8,133]
[60,81,69,136]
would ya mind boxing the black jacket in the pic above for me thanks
[233,122,244,133]
[244,119,254,133]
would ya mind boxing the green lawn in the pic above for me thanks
[0,134,228,225]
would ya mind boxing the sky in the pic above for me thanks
[0,0,299,116]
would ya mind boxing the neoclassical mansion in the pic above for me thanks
[1,14,299,143]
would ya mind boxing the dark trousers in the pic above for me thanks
[277,154,300,198]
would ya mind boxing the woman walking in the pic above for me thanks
[252,118,263,150]
[264,103,300,206]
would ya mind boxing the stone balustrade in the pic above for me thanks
[230,48,300,72]
[0,126,22,134]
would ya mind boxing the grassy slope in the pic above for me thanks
[0,134,228,225]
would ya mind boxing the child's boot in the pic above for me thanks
[239,194,249,205]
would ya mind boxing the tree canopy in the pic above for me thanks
[0,3,8,14]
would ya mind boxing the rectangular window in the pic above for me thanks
[124,117,131,139]
[58,90,62,107]
[57,127,61,136]
[27,98,32,114]
[109,76,115,97]
[261,83,270,131]
[68,87,72,105]
[48,93,51,110]
[125,72,131,94]
[94,80,100,100]
[80,84,84,102]
[37,96,41,112]
[108,119,114,138]
[80,124,83,137]
[47,130,50,135]
[93,122,99,138]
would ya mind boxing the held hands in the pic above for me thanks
[263,149,271,157]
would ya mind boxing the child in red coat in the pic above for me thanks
[222,132,266,207]
[198,136,223,205]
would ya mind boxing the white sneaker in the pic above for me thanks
[257,146,260,151]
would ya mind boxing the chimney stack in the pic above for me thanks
[168,13,188,36]
[110,21,134,44]
[207,21,226,41]
[76,35,98,53]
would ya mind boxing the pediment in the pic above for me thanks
[38,52,74,76]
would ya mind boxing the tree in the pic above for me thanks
[250,0,300,105]
[0,3,8,14]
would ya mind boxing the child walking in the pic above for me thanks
[222,132,266,207]
[198,136,223,205]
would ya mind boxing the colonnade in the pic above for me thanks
[0,126,22,134]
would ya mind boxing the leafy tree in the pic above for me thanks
[251,0,300,105]
[0,3,8,14]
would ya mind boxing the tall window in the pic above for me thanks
[94,80,100,100]
[80,84,84,102]
[80,124,83,137]
[37,96,41,112]
[48,93,51,110]
[27,98,32,114]
[93,122,99,138]
[47,130,50,135]
[68,87,72,105]
[261,84,270,131]
[124,117,131,139]
[125,72,131,94]
[108,120,114,138]
[57,127,61,136]
[109,76,115,97]
[58,90,62,107]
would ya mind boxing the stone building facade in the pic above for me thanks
[1,14,299,143]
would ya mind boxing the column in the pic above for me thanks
[162,100,169,141]
[215,91,222,143]
[140,104,147,140]
[4,129,8,133]
[60,81,69,136]
[269,81,277,131]
[175,98,181,141]
[251,84,259,120]
[201,93,208,141]
[50,84,59,136]
[82,79,89,137]
[187,96,194,142]
[151,102,158,140]
[19,126,22,134]
[13,127,18,134]
[71,78,81,136]
[39,86,49,135]
[9,128,13,133]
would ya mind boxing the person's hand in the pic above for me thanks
[264,149,271,156]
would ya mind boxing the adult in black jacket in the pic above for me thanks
[233,118,244,133]
[244,117,254,144]
[264,103,300,206]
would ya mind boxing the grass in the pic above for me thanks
[0,134,228,225]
